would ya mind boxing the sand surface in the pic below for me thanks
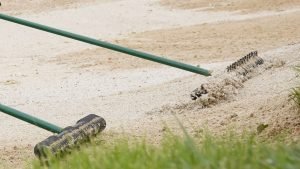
[0,0,299,168]
[160,0,300,12]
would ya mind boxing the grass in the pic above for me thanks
[291,66,300,107]
[292,87,300,106]
[32,132,300,169]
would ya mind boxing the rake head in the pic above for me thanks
[226,51,264,75]
[191,51,264,102]
[34,114,106,158]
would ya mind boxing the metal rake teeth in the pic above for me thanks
[191,51,265,102]
[226,51,263,74]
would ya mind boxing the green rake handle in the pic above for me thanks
[0,103,62,133]
[0,13,211,76]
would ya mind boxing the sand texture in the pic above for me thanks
[0,0,299,168]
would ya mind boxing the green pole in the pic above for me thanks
[0,13,211,76]
[0,103,62,133]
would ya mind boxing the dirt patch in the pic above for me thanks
[136,93,300,144]
[53,11,300,71]
[160,0,300,12]
[0,145,33,168]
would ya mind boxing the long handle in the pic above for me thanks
[0,103,62,133]
[0,13,211,76]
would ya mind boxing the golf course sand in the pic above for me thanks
[0,0,299,168]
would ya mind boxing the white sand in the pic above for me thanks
[0,0,299,168]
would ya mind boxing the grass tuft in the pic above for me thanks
[31,133,300,169]
[292,88,300,106]
[291,66,300,107]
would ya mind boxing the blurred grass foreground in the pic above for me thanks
[32,132,300,169]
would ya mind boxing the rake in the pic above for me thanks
[0,11,212,157]
[0,103,106,158]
